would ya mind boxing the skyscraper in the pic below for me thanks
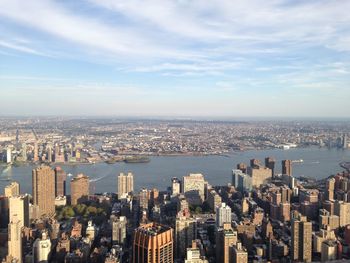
[118,172,134,199]
[5,181,20,197]
[70,173,89,205]
[54,167,66,197]
[291,212,312,262]
[171,177,181,196]
[47,145,52,163]
[9,194,30,228]
[231,242,248,263]
[216,203,232,228]
[282,160,292,176]
[175,214,196,260]
[265,157,276,176]
[33,142,39,162]
[32,165,55,217]
[6,147,12,164]
[111,215,127,245]
[182,173,205,205]
[133,222,173,263]
[216,224,238,263]
[7,214,23,263]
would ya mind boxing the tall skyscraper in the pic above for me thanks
[118,172,134,199]
[291,212,312,262]
[265,157,276,176]
[282,160,292,176]
[182,173,205,205]
[5,181,20,197]
[7,214,23,263]
[171,177,181,196]
[9,194,30,228]
[216,203,232,228]
[111,215,127,245]
[6,147,12,164]
[70,173,89,205]
[47,145,52,163]
[133,222,173,263]
[175,214,196,260]
[216,224,238,263]
[139,188,149,211]
[21,143,27,161]
[32,165,55,217]
[54,167,66,197]
[33,142,39,162]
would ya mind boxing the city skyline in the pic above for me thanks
[0,0,350,117]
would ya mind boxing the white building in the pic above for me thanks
[33,232,51,263]
[216,202,232,228]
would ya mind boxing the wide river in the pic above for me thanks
[1,147,349,195]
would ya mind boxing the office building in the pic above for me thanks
[207,190,222,212]
[70,173,89,205]
[334,200,350,227]
[321,240,337,262]
[133,222,173,263]
[32,165,55,217]
[231,242,248,263]
[232,170,252,192]
[282,160,292,176]
[175,214,196,260]
[183,173,205,205]
[118,172,134,199]
[236,163,247,174]
[54,166,66,197]
[33,231,51,263]
[7,214,23,263]
[9,194,30,228]
[111,215,127,245]
[216,203,232,228]
[291,212,312,262]
[5,181,20,197]
[139,188,149,210]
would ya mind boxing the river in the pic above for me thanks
[1,147,349,195]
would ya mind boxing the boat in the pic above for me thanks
[292,159,304,163]
[124,156,151,163]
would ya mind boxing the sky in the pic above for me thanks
[0,0,350,118]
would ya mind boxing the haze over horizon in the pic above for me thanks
[1,0,350,117]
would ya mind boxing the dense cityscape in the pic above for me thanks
[0,118,349,165]
[0,118,349,262]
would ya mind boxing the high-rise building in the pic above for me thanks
[111,215,127,245]
[171,177,181,196]
[207,190,222,212]
[175,214,196,260]
[321,240,337,262]
[343,134,348,149]
[118,172,134,199]
[133,222,173,263]
[9,194,30,228]
[231,242,248,263]
[21,143,27,161]
[32,166,55,217]
[33,142,39,162]
[246,166,272,187]
[282,160,292,176]
[70,173,89,205]
[33,231,51,263]
[216,203,232,228]
[6,147,12,164]
[139,188,149,211]
[334,200,350,227]
[265,157,276,176]
[232,170,252,192]
[7,214,23,263]
[326,178,335,200]
[236,163,247,174]
[54,167,66,197]
[185,241,208,263]
[250,159,261,168]
[183,173,205,205]
[5,181,20,197]
[47,145,52,163]
[291,212,312,262]
[216,224,237,263]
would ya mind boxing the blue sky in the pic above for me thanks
[0,0,349,117]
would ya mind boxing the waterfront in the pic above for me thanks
[1,147,349,194]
